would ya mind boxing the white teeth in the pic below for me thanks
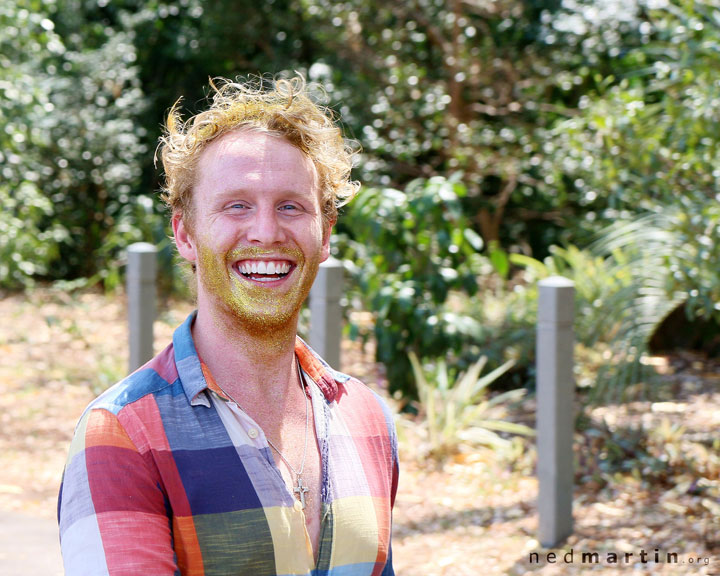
[238,260,291,277]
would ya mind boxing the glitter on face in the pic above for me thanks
[196,241,321,336]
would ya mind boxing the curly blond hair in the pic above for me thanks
[157,74,359,229]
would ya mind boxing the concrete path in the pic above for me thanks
[0,511,63,575]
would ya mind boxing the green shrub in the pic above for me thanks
[0,182,64,288]
[408,351,533,462]
[337,175,485,398]
[0,0,155,288]
[498,212,688,402]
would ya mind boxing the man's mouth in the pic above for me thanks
[234,259,294,283]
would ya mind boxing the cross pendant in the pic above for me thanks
[294,476,309,510]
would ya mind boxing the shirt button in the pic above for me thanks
[293,500,303,512]
[248,428,259,439]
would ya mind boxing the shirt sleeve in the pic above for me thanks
[383,417,399,576]
[58,407,179,575]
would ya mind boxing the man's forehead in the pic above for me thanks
[198,130,311,172]
[192,129,320,201]
[203,128,305,159]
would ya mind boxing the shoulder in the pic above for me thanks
[295,335,391,413]
[84,343,179,417]
[336,373,397,441]
[336,372,394,422]
[72,342,192,454]
[294,336,398,459]
[66,343,198,470]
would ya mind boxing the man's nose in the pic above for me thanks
[245,207,287,245]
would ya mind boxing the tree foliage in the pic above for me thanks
[550,0,720,318]
[302,0,576,249]
[1,0,152,286]
[1,1,64,286]
[337,176,485,396]
[3,0,719,398]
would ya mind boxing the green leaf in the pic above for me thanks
[489,242,510,279]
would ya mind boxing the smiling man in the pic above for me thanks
[58,76,399,576]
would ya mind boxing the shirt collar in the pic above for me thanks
[173,311,342,405]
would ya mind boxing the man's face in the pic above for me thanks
[173,129,332,334]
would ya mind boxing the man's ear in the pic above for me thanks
[172,211,197,263]
[320,218,335,263]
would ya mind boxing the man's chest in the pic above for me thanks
[156,395,385,575]
[269,427,323,562]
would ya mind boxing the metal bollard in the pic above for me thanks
[309,257,343,369]
[536,276,575,547]
[127,243,157,373]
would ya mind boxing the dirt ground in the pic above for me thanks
[0,287,718,575]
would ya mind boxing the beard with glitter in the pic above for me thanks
[195,240,322,336]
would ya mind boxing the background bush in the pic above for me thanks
[3,0,719,400]
[336,175,485,397]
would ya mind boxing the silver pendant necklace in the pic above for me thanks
[216,357,311,510]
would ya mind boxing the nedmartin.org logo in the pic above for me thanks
[529,547,712,567]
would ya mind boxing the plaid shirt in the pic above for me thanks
[58,312,398,575]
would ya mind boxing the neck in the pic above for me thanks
[191,303,300,400]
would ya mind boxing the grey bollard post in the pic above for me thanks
[127,243,157,373]
[309,257,344,369]
[536,276,575,548]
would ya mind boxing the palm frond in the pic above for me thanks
[586,209,689,402]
